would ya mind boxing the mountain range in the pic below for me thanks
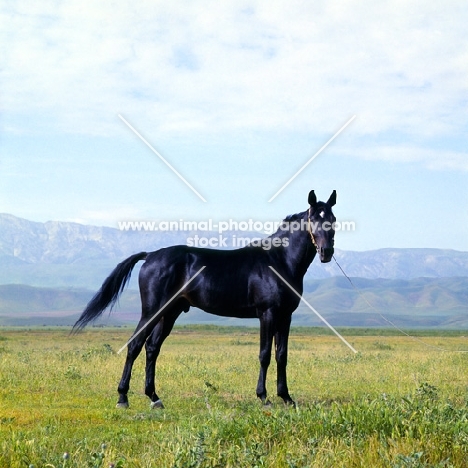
[0,213,467,328]
[1,213,468,287]
[1,276,467,328]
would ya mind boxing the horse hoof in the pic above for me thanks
[150,399,164,409]
[116,402,129,409]
[263,399,272,408]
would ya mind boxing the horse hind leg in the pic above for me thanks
[116,316,157,409]
[144,307,182,409]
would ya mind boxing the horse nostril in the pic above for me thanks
[321,247,334,257]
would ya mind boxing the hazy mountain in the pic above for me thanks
[298,276,468,328]
[308,248,468,279]
[1,214,468,289]
[0,213,195,288]
[1,277,467,328]
[0,213,188,263]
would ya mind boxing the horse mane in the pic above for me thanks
[268,210,307,239]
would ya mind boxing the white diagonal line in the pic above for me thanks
[117,266,206,354]
[269,266,358,354]
[118,114,207,202]
[268,115,356,202]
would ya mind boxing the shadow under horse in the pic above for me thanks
[73,190,337,408]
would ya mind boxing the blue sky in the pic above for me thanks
[1,0,467,251]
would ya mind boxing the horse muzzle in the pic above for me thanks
[319,247,334,263]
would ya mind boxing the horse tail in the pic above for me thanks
[72,252,148,333]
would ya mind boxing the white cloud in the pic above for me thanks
[1,0,467,155]
[342,145,468,172]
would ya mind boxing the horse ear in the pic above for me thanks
[308,190,317,207]
[327,190,337,207]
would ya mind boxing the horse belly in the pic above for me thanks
[188,280,257,319]
[202,305,258,320]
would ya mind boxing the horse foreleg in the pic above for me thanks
[256,310,275,405]
[144,310,180,409]
[275,314,295,406]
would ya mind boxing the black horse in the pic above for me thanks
[73,190,337,408]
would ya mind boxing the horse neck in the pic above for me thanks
[279,218,316,278]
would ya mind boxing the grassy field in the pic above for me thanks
[1,326,468,467]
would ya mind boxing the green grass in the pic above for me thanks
[1,327,468,467]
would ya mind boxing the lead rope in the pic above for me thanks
[332,255,468,353]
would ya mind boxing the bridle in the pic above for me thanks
[307,207,319,251]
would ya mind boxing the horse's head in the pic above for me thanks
[307,190,337,263]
